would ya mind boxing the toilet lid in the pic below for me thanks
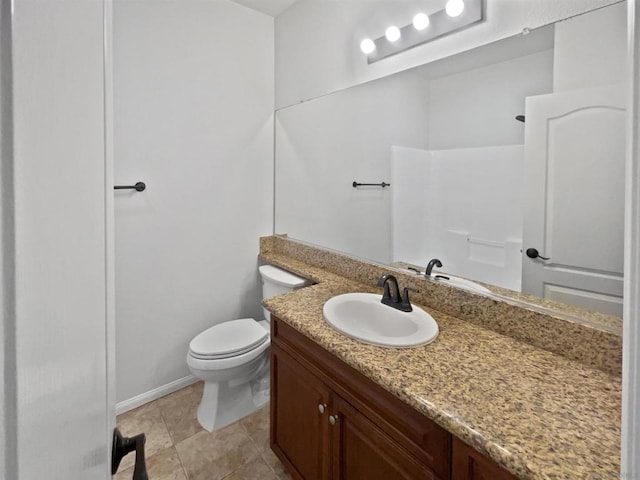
[189,318,268,359]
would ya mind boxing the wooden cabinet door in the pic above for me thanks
[452,436,517,480]
[271,344,331,480]
[330,394,440,480]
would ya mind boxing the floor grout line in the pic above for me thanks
[174,444,191,480]
[159,410,191,479]
[158,405,177,448]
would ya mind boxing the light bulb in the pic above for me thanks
[360,38,376,54]
[413,13,430,31]
[385,26,401,42]
[445,0,465,17]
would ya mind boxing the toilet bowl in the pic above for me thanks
[187,265,310,431]
[187,318,270,431]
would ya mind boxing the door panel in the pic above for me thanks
[544,284,623,316]
[11,1,113,477]
[522,85,625,315]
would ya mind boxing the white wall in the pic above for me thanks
[553,1,627,92]
[428,50,553,149]
[114,1,274,404]
[11,1,110,477]
[275,0,620,108]
[275,69,429,263]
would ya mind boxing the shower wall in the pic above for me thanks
[114,1,274,406]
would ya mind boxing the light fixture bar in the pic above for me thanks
[366,0,483,64]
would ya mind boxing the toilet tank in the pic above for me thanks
[259,265,310,321]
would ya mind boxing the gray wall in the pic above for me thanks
[114,1,275,405]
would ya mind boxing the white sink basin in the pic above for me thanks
[323,293,439,348]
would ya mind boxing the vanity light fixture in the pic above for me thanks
[445,0,465,18]
[412,13,430,31]
[362,0,483,64]
[360,38,376,54]
[385,26,401,42]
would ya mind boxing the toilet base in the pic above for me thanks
[196,366,270,432]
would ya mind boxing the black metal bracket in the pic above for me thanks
[114,182,146,192]
[352,181,390,188]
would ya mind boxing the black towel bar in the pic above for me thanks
[352,181,390,188]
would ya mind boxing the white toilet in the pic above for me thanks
[187,265,310,431]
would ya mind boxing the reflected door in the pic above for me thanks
[522,85,625,316]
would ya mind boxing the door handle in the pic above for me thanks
[526,248,550,261]
[112,428,149,480]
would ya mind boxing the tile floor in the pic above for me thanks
[115,381,291,480]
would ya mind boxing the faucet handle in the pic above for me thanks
[400,287,418,312]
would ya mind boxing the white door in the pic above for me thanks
[522,85,626,316]
[9,1,115,478]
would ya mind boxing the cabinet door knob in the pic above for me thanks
[318,404,326,414]
[329,414,339,426]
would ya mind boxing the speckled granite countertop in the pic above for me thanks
[260,252,622,480]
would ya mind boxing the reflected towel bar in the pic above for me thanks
[114,182,146,192]
[352,181,390,188]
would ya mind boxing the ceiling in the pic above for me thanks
[230,0,298,17]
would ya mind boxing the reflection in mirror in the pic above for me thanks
[275,3,627,318]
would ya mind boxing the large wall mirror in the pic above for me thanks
[275,2,627,319]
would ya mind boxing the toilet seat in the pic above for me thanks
[187,336,270,371]
[189,318,268,360]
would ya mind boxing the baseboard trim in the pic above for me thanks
[116,375,199,415]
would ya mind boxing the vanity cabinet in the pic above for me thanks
[271,316,450,480]
[271,316,521,480]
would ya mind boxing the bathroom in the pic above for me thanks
[1,0,639,479]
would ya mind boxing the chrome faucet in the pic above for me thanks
[377,274,415,312]
[425,258,442,277]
